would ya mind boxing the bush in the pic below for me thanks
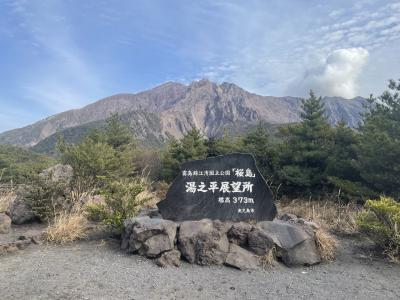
[357,196,400,260]
[24,177,69,222]
[85,178,151,230]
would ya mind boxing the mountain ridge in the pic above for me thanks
[0,79,367,148]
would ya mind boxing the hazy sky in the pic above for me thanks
[0,0,399,132]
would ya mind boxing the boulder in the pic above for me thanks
[178,219,230,266]
[258,220,321,266]
[155,249,181,267]
[225,244,260,270]
[137,207,162,219]
[247,227,275,255]
[8,191,36,225]
[40,164,73,183]
[122,217,178,258]
[227,222,253,246]
[279,213,298,222]
[0,213,11,234]
[19,229,46,245]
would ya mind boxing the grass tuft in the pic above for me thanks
[260,246,276,268]
[277,198,361,234]
[0,190,15,213]
[315,228,339,262]
[46,210,88,244]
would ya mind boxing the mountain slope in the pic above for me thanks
[0,79,367,148]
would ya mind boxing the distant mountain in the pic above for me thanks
[0,79,367,151]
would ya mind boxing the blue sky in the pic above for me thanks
[0,0,400,132]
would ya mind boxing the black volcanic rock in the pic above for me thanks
[157,153,277,221]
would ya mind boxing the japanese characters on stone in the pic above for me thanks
[182,167,256,214]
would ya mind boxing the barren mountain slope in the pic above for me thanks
[0,79,366,147]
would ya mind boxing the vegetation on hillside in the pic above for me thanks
[0,144,55,184]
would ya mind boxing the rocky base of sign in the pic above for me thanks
[121,211,323,270]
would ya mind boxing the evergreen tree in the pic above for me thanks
[326,121,360,181]
[241,123,275,180]
[326,121,374,201]
[103,114,135,150]
[357,79,400,198]
[160,128,208,181]
[206,130,238,157]
[277,90,333,194]
[57,115,137,196]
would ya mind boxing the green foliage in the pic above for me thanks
[160,128,208,181]
[276,90,333,194]
[327,176,376,202]
[240,123,277,185]
[206,131,239,157]
[357,79,400,198]
[103,114,135,150]
[24,177,69,222]
[0,144,54,184]
[57,114,136,196]
[357,196,400,259]
[85,178,149,229]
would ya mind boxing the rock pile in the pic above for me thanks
[121,212,322,270]
[0,227,45,256]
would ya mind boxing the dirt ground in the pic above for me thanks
[0,231,399,300]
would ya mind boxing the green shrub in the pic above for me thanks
[327,176,376,203]
[357,196,400,260]
[25,177,69,222]
[85,178,150,230]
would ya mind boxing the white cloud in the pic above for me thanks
[289,48,369,98]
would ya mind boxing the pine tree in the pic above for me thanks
[326,121,374,201]
[326,121,360,181]
[160,128,208,181]
[277,90,333,194]
[103,114,135,150]
[206,130,237,157]
[357,79,400,198]
[241,123,275,180]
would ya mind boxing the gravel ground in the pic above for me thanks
[0,236,399,300]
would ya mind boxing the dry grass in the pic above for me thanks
[260,246,276,268]
[315,228,339,262]
[46,210,88,244]
[277,198,361,234]
[0,190,15,213]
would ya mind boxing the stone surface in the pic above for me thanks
[122,217,178,258]
[227,222,253,246]
[247,227,275,255]
[158,153,277,221]
[155,249,181,267]
[258,220,321,266]
[0,213,11,234]
[7,188,36,225]
[19,229,46,245]
[225,243,260,270]
[281,238,321,266]
[40,164,73,183]
[279,213,298,222]
[138,207,162,219]
[178,219,230,265]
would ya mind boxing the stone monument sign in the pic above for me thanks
[157,153,277,221]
